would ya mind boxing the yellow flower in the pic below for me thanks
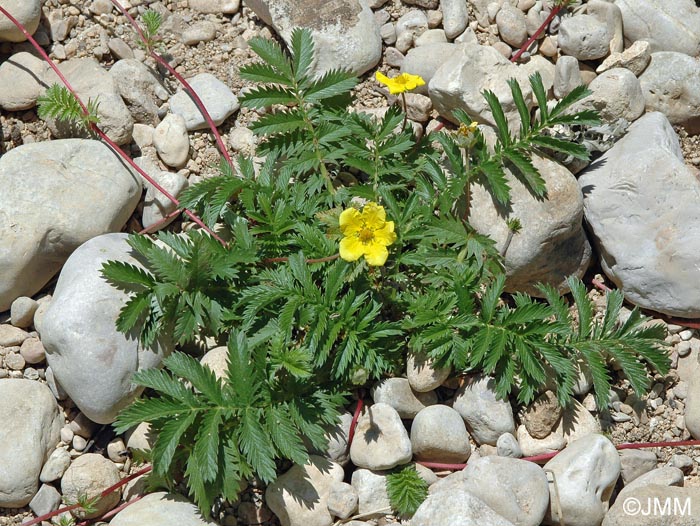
[458,121,479,136]
[375,71,426,95]
[339,202,397,266]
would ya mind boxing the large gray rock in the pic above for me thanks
[43,58,134,145]
[576,68,645,124]
[110,492,219,526]
[619,449,658,485]
[411,405,471,463]
[578,112,700,317]
[684,373,700,439]
[243,0,381,76]
[452,374,515,445]
[616,466,684,502]
[169,73,239,131]
[266,456,345,526]
[429,43,533,130]
[350,469,391,518]
[0,380,62,507]
[0,140,142,312]
[0,52,49,111]
[406,351,451,392]
[41,234,173,424]
[349,403,412,470]
[371,377,437,418]
[0,0,42,42]
[110,59,168,125]
[639,52,700,134]
[440,0,468,39]
[401,43,462,95]
[603,485,699,526]
[431,456,550,526]
[61,453,121,519]
[469,154,591,295]
[413,488,516,526]
[558,14,611,61]
[543,434,620,526]
[615,0,700,56]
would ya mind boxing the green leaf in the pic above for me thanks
[550,84,591,118]
[483,89,511,147]
[290,27,315,81]
[245,37,293,79]
[236,62,293,86]
[165,352,224,405]
[304,69,358,102]
[239,85,298,109]
[508,77,531,134]
[193,409,222,482]
[476,160,511,205]
[529,72,549,123]
[116,291,152,334]
[101,261,156,290]
[530,135,590,160]
[152,412,197,476]
[386,465,428,516]
[239,408,278,483]
[503,149,546,198]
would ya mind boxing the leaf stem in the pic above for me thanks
[511,3,562,63]
[417,438,700,471]
[24,466,153,526]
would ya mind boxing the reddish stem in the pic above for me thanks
[109,0,234,171]
[347,392,365,447]
[138,207,183,234]
[24,466,153,526]
[77,495,145,525]
[0,5,226,246]
[417,439,700,471]
[511,3,562,63]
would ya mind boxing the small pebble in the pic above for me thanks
[4,352,25,370]
[72,435,88,451]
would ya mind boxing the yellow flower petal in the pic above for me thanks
[373,221,397,246]
[399,73,425,91]
[375,71,426,94]
[339,207,362,235]
[364,244,390,266]
[361,201,386,226]
[339,236,364,262]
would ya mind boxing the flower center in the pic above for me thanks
[358,228,375,243]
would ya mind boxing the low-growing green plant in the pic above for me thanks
[386,464,429,516]
[98,28,668,515]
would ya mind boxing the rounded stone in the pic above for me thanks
[496,4,528,48]
[558,14,611,61]
[153,114,190,168]
[406,352,451,392]
[10,297,38,328]
[411,405,471,463]
[371,378,437,419]
[61,453,121,519]
[0,0,42,42]
[110,491,220,526]
[452,374,515,445]
[20,337,46,364]
[349,403,412,470]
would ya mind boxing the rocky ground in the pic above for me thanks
[1,0,700,525]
